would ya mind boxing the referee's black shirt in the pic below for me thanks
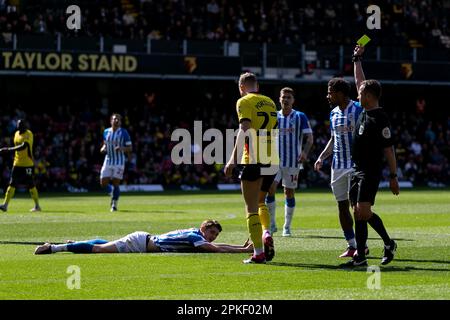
[351,107,394,176]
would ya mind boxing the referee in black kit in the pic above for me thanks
[342,44,400,268]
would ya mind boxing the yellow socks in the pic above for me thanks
[258,203,271,232]
[29,187,40,206]
[247,212,263,252]
[4,186,15,205]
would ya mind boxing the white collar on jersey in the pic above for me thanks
[280,108,296,117]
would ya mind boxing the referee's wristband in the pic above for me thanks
[389,173,397,179]
[352,55,362,62]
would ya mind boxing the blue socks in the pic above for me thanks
[265,195,275,204]
[112,185,120,201]
[67,239,108,253]
[344,229,355,241]
[286,197,296,208]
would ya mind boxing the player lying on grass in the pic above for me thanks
[34,220,253,255]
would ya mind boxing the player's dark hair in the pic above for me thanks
[280,87,295,97]
[239,72,257,87]
[201,220,222,232]
[361,79,382,99]
[328,78,351,97]
[110,113,122,121]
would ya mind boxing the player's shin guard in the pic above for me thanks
[258,203,271,232]
[4,186,15,205]
[29,187,39,206]
[368,213,391,245]
[247,212,263,254]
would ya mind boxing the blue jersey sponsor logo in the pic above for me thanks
[278,109,312,169]
[330,101,362,170]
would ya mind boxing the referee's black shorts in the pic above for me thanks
[238,164,276,192]
[9,166,36,188]
[349,170,381,206]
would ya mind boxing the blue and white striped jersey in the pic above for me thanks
[278,109,313,168]
[103,127,132,166]
[330,100,363,170]
[152,228,208,252]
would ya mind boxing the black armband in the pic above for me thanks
[389,173,397,179]
[352,55,363,62]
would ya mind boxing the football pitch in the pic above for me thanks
[0,189,449,300]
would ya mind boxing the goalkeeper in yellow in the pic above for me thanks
[224,72,278,264]
[0,119,41,212]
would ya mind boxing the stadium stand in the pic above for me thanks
[0,79,448,192]
[1,0,449,49]
[0,0,449,192]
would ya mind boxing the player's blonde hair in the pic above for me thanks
[239,72,258,87]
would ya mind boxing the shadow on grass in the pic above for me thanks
[385,258,450,265]
[0,241,43,245]
[269,261,450,272]
[280,235,414,242]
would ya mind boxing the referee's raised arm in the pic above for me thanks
[353,45,366,92]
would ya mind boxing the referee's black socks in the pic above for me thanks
[368,213,391,246]
[355,220,368,258]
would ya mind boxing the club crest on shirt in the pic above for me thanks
[382,127,391,139]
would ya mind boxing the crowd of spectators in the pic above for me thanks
[0,86,448,192]
[1,0,449,49]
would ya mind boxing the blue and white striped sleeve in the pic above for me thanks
[300,113,313,134]
[123,129,132,146]
[191,235,208,247]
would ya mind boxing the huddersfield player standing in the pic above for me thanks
[100,114,132,212]
[0,120,41,212]
[266,87,313,237]
[314,78,368,258]
[342,45,399,267]
[224,72,278,264]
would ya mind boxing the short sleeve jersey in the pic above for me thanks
[351,108,394,175]
[13,129,34,167]
[278,109,312,168]
[236,93,278,164]
[103,127,132,166]
[330,100,363,170]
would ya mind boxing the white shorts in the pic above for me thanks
[274,167,301,189]
[100,164,125,180]
[331,168,354,201]
[111,231,149,253]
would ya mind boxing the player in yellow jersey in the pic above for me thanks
[224,72,278,264]
[0,120,41,212]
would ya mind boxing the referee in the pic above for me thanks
[342,45,400,267]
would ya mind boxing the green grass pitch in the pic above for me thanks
[0,189,449,300]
